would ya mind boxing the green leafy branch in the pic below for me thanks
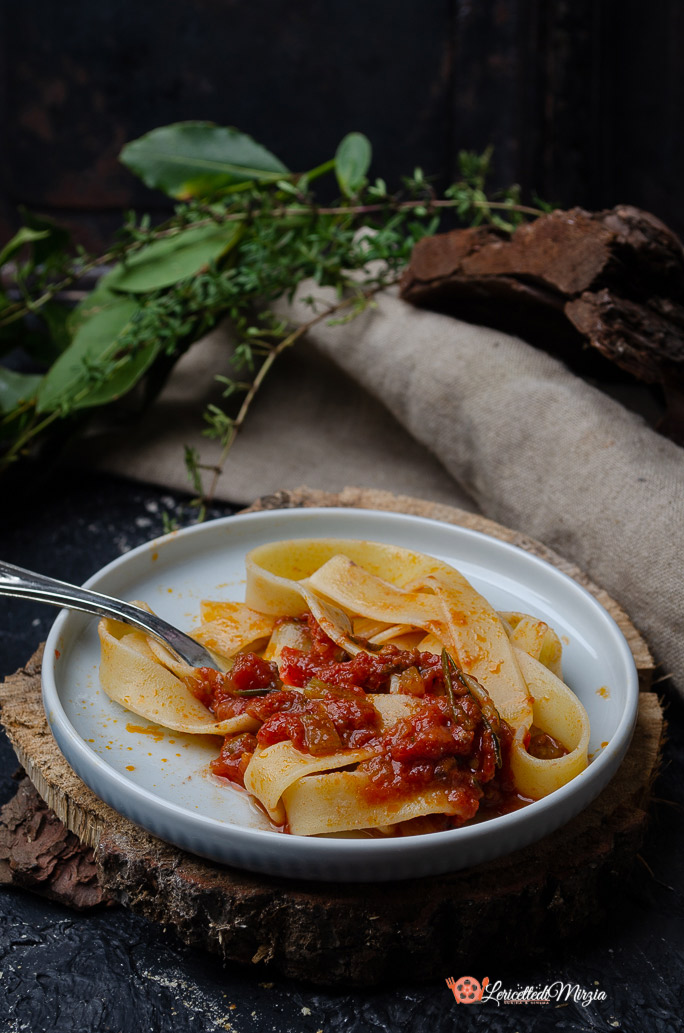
[0,122,552,503]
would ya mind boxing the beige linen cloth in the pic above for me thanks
[89,286,684,692]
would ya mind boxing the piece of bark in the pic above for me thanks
[400,205,684,439]
[0,774,112,910]
[566,289,684,440]
[403,205,684,303]
[0,489,662,985]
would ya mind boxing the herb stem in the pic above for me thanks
[441,648,503,768]
[279,199,544,219]
[441,649,462,727]
[205,280,395,504]
[0,199,538,330]
[0,409,60,472]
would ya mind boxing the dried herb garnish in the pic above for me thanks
[441,649,503,768]
[231,687,280,698]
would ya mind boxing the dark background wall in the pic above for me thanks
[1,0,682,248]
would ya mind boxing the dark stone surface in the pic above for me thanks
[0,471,683,1031]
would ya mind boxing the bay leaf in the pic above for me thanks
[0,367,42,413]
[120,122,288,199]
[36,298,153,413]
[335,133,372,198]
[105,222,241,294]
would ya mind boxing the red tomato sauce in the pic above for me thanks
[188,613,523,828]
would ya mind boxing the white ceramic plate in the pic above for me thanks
[42,508,638,882]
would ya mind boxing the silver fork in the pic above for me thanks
[0,560,218,669]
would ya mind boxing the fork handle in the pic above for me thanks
[0,560,217,669]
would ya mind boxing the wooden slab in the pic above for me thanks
[0,488,662,986]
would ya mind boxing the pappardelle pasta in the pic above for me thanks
[98,538,590,837]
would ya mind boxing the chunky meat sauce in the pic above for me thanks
[188,614,542,827]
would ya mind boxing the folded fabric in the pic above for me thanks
[274,285,683,694]
[90,286,683,693]
[86,320,472,511]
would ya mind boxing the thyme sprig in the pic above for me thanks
[0,123,551,502]
[441,649,503,768]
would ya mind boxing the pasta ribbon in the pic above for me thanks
[244,693,421,824]
[99,604,257,737]
[282,773,466,837]
[193,601,275,661]
[509,650,590,798]
[247,538,533,731]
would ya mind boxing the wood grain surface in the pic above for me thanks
[0,487,662,985]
